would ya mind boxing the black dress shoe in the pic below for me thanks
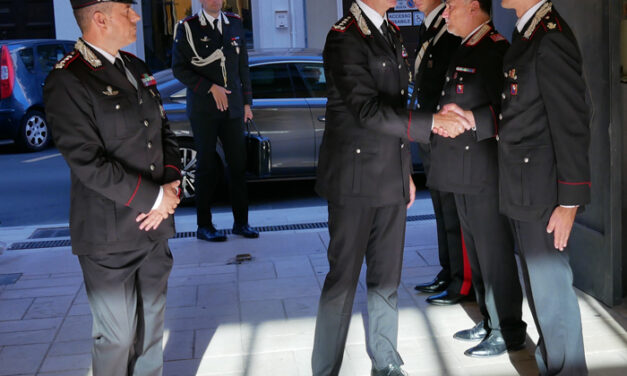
[464,332,526,358]
[426,290,467,305]
[232,224,259,238]
[414,276,449,293]
[197,226,227,242]
[454,320,487,342]
[371,364,408,376]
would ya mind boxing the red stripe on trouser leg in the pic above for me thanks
[459,228,472,295]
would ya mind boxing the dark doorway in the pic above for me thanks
[0,0,55,40]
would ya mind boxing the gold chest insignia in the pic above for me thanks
[103,86,119,96]
[547,22,557,30]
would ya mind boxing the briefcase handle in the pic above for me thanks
[245,119,262,137]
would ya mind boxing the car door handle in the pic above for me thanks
[317,116,326,122]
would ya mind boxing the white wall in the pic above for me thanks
[53,0,145,59]
[251,0,306,49]
[305,0,342,49]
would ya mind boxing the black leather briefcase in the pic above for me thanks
[245,119,271,177]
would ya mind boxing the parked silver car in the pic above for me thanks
[155,49,421,201]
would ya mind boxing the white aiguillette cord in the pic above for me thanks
[174,11,228,88]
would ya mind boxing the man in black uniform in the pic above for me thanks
[311,1,471,375]
[172,0,258,242]
[410,0,472,306]
[428,0,527,357]
[497,1,591,374]
[44,1,182,374]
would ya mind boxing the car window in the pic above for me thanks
[293,63,326,98]
[250,63,294,99]
[18,48,35,73]
[37,44,67,74]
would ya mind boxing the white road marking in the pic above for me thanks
[22,153,62,163]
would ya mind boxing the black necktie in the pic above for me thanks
[381,21,395,49]
[213,19,221,35]
[512,27,522,42]
[114,57,125,75]
[418,23,427,45]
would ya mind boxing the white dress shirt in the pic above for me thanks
[516,0,547,32]
[204,9,224,33]
[423,3,445,29]
[355,0,389,35]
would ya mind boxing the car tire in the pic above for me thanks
[177,138,227,204]
[17,110,51,152]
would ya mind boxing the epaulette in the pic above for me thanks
[523,1,553,39]
[179,14,198,24]
[465,23,492,46]
[331,14,355,33]
[489,32,507,43]
[539,9,562,33]
[54,50,78,70]
[225,12,241,20]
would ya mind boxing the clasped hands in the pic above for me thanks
[136,180,181,231]
[432,103,475,138]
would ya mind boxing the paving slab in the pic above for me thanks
[0,204,626,375]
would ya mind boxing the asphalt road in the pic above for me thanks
[0,145,429,228]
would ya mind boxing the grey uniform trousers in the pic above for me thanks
[511,218,587,376]
[312,202,406,376]
[78,240,173,376]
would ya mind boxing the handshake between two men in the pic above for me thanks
[432,103,475,138]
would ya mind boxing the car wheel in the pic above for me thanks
[178,139,198,203]
[178,138,228,204]
[17,110,50,152]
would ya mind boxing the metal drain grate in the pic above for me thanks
[10,214,435,251]
[29,227,70,239]
[0,273,22,286]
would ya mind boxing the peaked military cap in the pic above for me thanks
[71,0,136,10]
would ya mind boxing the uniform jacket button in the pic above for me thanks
[436,105,441,111]
[502,93,506,99]
[441,90,445,96]
[524,157,529,163]
[147,141,153,149]
[496,135,500,141]
[401,89,405,95]
[465,145,470,151]
[401,143,405,149]
[356,149,361,154]
[446,77,450,82]
[398,64,402,69]
[499,114,503,120]
[504,72,508,78]
[144,120,149,127]
[150,164,156,171]
[115,104,120,110]
[382,62,386,67]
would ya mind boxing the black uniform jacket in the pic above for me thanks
[499,3,591,221]
[44,39,181,255]
[172,11,252,119]
[315,2,433,207]
[428,23,508,196]
[412,6,461,113]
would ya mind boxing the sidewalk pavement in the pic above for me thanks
[0,201,626,376]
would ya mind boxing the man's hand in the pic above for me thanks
[210,84,232,111]
[407,175,416,209]
[546,206,578,251]
[244,104,253,122]
[432,111,469,138]
[441,103,475,131]
[136,181,181,231]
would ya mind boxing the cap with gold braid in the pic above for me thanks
[71,0,136,10]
